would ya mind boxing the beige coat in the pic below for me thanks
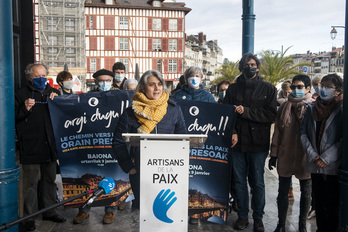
[270,94,312,180]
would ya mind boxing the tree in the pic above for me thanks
[212,59,241,85]
[259,47,312,85]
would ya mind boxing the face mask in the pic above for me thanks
[33,77,47,90]
[243,67,257,79]
[99,82,112,91]
[187,77,201,89]
[313,85,320,94]
[115,74,125,82]
[219,91,226,100]
[62,80,74,90]
[291,89,305,98]
[320,86,335,101]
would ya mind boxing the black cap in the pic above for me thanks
[93,69,114,79]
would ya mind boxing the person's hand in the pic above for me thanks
[314,156,328,168]
[25,98,35,111]
[231,134,238,148]
[268,157,277,170]
[235,105,244,115]
[49,92,58,100]
[129,168,137,175]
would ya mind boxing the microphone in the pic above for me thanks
[82,177,116,208]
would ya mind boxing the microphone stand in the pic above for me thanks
[0,189,93,231]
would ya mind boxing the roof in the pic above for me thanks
[85,0,191,14]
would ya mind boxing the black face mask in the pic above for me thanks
[243,67,257,79]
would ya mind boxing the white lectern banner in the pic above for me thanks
[140,140,190,232]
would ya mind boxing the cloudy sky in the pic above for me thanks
[184,0,345,62]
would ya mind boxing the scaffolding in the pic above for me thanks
[35,0,86,89]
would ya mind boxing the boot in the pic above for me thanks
[299,179,311,232]
[274,224,286,232]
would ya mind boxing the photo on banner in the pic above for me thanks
[48,90,134,208]
[176,99,236,224]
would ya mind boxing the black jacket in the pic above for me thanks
[15,84,60,164]
[223,75,277,152]
[112,99,187,173]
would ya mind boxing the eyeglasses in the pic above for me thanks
[32,92,48,104]
[290,85,305,90]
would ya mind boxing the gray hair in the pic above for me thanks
[184,66,203,83]
[25,63,49,78]
[136,70,168,93]
[312,75,323,86]
[123,78,138,90]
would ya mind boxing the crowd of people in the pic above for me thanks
[14,53,344,232]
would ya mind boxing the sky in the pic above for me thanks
[184,0,346,62]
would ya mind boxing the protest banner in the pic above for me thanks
[48,90,134,208]
[176,99,236,224]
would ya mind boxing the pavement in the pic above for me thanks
[16,156,317,232]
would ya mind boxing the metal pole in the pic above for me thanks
[0,1,20,232]
[242,0,255,55]
[339,0,348,230]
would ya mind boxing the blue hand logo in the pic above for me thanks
[192,79,197,85]
[153,189,177,223]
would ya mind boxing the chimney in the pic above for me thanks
[203,34,206,42]
[198,32,204,45]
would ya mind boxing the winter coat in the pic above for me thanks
[300,103,343,175]
[58,87,77,95]
[270,94,312,180]
[112,99,187,173]
[172,85,216,103]
[15,84,60,164]
[222,74,277,152]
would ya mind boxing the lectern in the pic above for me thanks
[122,134,207,232]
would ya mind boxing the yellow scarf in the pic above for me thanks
[132,91,169,134]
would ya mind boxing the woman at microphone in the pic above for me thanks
[112,70,187,209]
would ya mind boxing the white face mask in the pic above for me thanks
[62,80,74,90]
[99,82,112,91]
[320,86,335,101]
[187,77,201,89]
[115,74,125,82]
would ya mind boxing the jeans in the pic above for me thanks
[232,149,268,219]
[312,173,339,232]
[277,176,311,226]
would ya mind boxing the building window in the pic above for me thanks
[104,37,115,50]
[153,39,161,51]
[120,58,129,72]
[65,36,75,46]
[169,39,177,51]
[66,18,75,31]
[169,19,177,31]
[120,17,128,29]
[120,38,128,50]
[89,16,93,29]
[66,48,75,54]
[90,58,97,72]
[153,18,161,31]
[48,35,58,45]
[169,59,177,73]
[45,1,58,7]
[65,2,77,8]
[47,47,58,54]
[104,16,115,30]
[157,59,162,72]
[153,0,161,7]
[47,17,58,30]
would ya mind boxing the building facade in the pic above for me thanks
[33,0,86,89]
[85,0,191,89]
[185,32,223,85]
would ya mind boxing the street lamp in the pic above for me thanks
[330,26,345,40]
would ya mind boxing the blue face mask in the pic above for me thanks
[218,91,226,100]
[33,77,47,90]
[115,74,125,82]
[99,82,112,91]
[291,89,305,98]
